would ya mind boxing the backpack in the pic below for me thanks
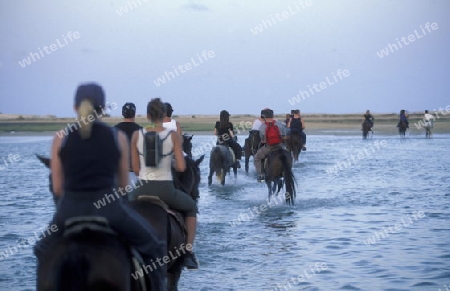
[265,121,282,145]
[142,129,173,167]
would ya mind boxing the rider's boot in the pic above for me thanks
[184,251,199,270]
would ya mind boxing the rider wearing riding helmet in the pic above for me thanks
[114,102,142,184]
[34,83,166,289]
[254,108,288,182]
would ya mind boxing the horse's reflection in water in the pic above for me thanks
[36,154,204,291]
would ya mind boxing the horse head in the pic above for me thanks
[182,134,193,158]
[173,155,204,201]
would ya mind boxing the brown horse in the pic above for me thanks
[263,147,296,205]
[285,134,304,162]
[362,120,372,140]
[243,130,261,172]
[36,154,204,291]
[398,120,408,138]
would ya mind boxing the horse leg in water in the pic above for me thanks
[244,138,251,173]
[207,168,214,186]
[265,179,273,201]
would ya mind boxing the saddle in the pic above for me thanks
[137,196,187,236]
[63,216,149,291]
[228,146,236,164]
[263,145,285,170]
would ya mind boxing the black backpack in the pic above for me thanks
[142,129,173,167]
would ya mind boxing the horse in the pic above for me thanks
[424,121,433,139]
[285,133,304,162]
[182,134,193,158]
[208,145,237,186]
[36,154,204,291]
[36,217,152,291]
[398,121,408,138]
[243,130,261,172]
[362,120,372,140]
[263,147,296,205]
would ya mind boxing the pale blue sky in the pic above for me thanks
[1,0,449,117]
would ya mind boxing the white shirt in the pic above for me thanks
[163,119,177,131]
[251,119,263,131]
[424,113,434,121]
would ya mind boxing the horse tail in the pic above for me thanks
[55,248,90,290]
[280,153,296,205]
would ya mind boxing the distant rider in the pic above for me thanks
[424,110,434,129]
[397,109,409,128]
[362,110,374,132]
[214,110,243,168]
[287,109,307,151]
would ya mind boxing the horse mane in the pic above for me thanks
[55,245,91,290]
[54,230,128,291]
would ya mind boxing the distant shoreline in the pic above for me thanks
[1,113,449,135]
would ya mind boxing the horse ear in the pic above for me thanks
[196,155,205,166]
[189,135,193,141]
[36,154,50,168]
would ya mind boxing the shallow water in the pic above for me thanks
[0,134,449,291]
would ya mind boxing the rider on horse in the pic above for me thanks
[287,109,307,151]
[397,109,409,128]
[163,102,183,137]
[114,102,142,184]
[254,108,288,182]
[130,98,200,270]
[34,83,166,289]
[424,110,434,128]
[363,110,374,132]
[214,110,243,169]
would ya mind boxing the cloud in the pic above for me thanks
[182,3,209,11]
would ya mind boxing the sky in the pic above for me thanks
[0,0,449,117]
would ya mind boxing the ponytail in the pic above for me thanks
[77,99,94,139]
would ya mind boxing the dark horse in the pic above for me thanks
[362,120,372,140]
[208,145,237,186]
[36,154,204,291]
[398,121,408,138]
[182,134,193,158]
[243,130,261,172]
[285,134,304,162]
[264,147,296,205]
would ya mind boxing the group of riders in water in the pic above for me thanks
[362,109,434,139]
[33,83,436,291]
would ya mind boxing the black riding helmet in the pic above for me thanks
[164,103,174,117]
[122,102,136,118]
[261,108,274,119]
